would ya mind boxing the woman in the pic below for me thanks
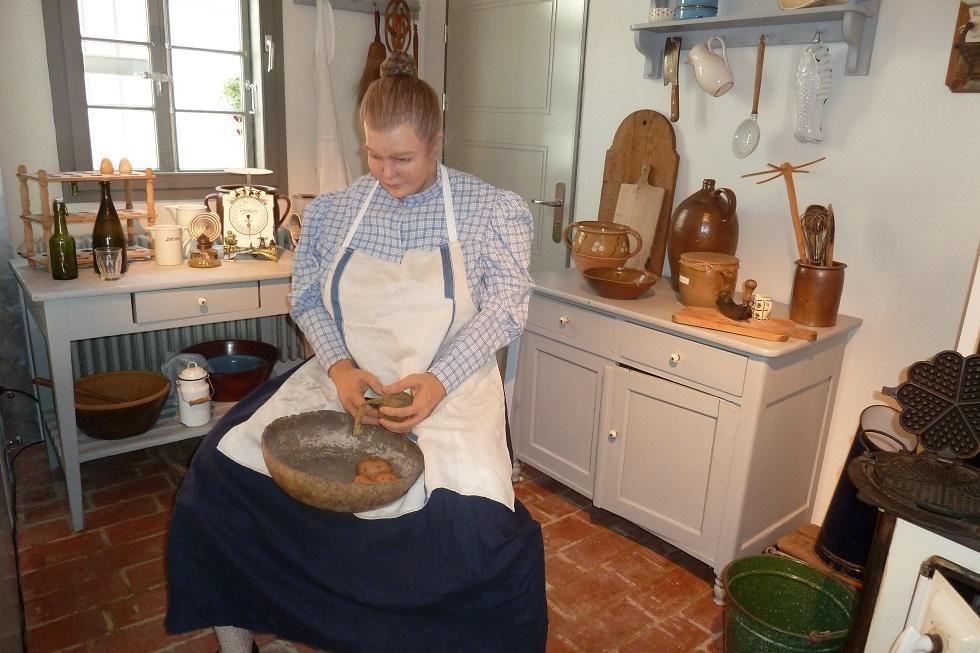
[165,52,547,653]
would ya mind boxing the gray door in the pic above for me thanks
[444,0,587,272]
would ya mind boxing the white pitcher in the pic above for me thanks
[686,36,734,97]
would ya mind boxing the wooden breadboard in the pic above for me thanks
[598,110,678,278]
[672,307,818,342]
[613,163,666,271]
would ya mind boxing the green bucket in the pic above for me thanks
[722,555,857,653]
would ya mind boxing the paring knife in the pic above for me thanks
[664,37,681,123]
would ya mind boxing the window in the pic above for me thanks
[42,0,287,198]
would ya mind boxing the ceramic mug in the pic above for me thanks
[148,224,187,266]
[165,204,203,257]
[686,36,734,97]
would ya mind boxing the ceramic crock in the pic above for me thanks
[677,251,739,307]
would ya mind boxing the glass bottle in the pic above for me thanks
[91,180,128,275]
[48,200,78,280]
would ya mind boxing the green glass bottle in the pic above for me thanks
[91,180,128,275]
[49,200,78,280]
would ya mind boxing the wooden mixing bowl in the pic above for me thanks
[262,410,424,512]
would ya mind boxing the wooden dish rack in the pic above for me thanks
[17,164,158,267]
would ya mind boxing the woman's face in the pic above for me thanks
[364,123,440,199]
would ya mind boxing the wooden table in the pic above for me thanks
[10,254,294,531]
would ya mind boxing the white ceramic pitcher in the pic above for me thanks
[686,36,734,97]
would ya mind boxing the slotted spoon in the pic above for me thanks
[732,35,766,159]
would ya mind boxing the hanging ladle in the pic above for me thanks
[732,35,766,159]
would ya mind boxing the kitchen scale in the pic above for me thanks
[220,168,279,261]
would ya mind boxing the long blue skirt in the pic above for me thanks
[165,367,548,653]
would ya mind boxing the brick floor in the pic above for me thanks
[12,440,723,652]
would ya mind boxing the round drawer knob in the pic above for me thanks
[198,297,208,306]
[669,353,681,364]
[608,429,618,441]
[558,316,569,327]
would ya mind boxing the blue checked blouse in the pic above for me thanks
[289,166,534,393]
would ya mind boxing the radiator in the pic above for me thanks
[69,315,307,380]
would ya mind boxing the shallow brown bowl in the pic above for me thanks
[583,266,659,300]
[262,410,424,512]
[75,371,171,439]
[181,339,279,402]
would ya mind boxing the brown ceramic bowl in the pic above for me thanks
[583,266,659,300]
[75,371,171,439]
[262,410,424,512]
[181,339,279,402]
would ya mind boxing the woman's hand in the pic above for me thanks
[379,373,446,433]
[328,359,384,422]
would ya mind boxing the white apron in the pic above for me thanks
[218,165,515,519]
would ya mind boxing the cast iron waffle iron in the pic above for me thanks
[849,350,980,549]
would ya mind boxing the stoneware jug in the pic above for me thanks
[667,179,738,290]
[686,36,734,97]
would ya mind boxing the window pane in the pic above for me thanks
[175,113,246,171]
[77,0,148,42]
[89,108,158,170]
[172,50,243,112]
[82,41,153,107]
[169,0,242,52]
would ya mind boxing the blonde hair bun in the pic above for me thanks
[380,52,416,78]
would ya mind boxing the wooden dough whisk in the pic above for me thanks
[741,157,826,263]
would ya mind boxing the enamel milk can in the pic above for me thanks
[176,362,212,427]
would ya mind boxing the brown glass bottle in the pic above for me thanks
[91,180,128,275]
[49,200,78,280]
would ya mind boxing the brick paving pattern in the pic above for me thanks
[11,440,723,652]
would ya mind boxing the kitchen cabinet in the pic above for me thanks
[633,0,880,78]
[510,270,861,587]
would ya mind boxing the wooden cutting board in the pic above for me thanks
[672,307,819,342]
[613,163,666,271]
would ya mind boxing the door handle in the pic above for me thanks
[264,34,275,73]
[531,182,566,243]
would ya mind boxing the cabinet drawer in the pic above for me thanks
[619,321,746,396]
[527,295,612,352]
[133,282,260,323]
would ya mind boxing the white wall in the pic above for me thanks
[3,1,979,521]
[579,1,980,519]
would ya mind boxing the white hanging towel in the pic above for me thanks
[315,0,352,192]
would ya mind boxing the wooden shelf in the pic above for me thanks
[17,165,157,268]
[633,0,879,78]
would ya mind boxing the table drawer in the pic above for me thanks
[619,321,747,396]
[527,295,612,352]
[133,282,260,323]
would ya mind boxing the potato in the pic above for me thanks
[355,456,392,478]
[353,474,377,485]
[372,471,399,483]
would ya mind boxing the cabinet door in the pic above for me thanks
[595,366,737,564]
[511,331,608,497]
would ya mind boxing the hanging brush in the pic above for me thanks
[357,9,388,103]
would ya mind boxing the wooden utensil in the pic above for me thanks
[613,163,666,271]
[672,307,819,342]
[384,0,413,54]
[357,10,388,102]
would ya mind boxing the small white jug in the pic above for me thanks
[686,36,734,97]
[176,362,212,427]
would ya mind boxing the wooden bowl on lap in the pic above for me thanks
[583,267,659,300]
[261,410,424,512]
